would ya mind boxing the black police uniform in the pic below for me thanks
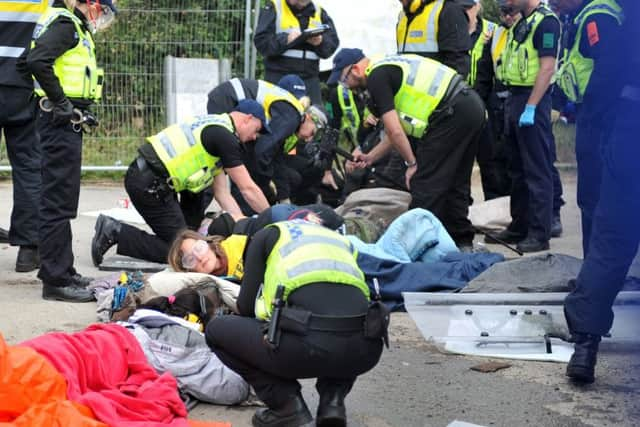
[469,17,509,200]
[254,0,339,104]
[564,0,640,383]
[207,78,304,213]
[205,225,383,423]
[111,125,244,264]
[17,1,95,294]
[397,0,472,77]
[502,7,563,247]
[366,64,485,247]
[0,0,43,270]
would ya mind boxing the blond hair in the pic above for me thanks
[168,229,226,272]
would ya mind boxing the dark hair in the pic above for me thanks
[139,287,214,325]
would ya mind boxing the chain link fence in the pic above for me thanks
[1,0,256,170]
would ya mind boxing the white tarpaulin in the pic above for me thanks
[316,0,402,71]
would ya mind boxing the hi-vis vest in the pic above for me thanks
[468,18,496,86]
[220,234,248,280]
[255,221,369,320]
[0,0,48,86]
[366,54,456,138]
[337,85,360,142]
[499,5,559,87]
[557,0,622,102]
[147,114,235,193]
[272,0,323,61]
[32,7,103,101]
[491,24,509,74]
[255,80,304,121]
[397,0,444,54]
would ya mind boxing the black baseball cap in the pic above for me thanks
[327,48,365,85]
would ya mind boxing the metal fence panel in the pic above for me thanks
[0,0,250,170]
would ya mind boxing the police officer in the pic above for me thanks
[462,0,509,201]
[254,0,339,104]
[486,2,522,199]
[205,221,384,427]
[396,0,471,77]
[494,0,561,252]
[563,0,636,384]
[552,0,623,257]
[0,0,47,272]
[19,0,116,302]
[90,100,271,265]
[328,49,485,250]
[206,76,320,210]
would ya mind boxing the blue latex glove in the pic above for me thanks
[518,104,536,127]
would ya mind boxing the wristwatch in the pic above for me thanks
[404,160,417,168]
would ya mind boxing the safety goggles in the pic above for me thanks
[181,239,209,270]
[86,0,117,33]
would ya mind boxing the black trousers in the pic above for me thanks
[565,96,640,336]
[0,86,41,247]
[37,109,82,286]
[118,159,212,263]
[409,88,485,245]
[476,109,509,200]
[206,315,383,409]
[504,91,554,241]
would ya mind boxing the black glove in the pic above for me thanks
[51,97,74,127]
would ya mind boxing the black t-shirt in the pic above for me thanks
[236,226,369,317]
[140,120,244,176]
[200,124,244,169]
[531,14,561,58]
[365,65,403,118]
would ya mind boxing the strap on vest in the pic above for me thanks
[230,78,246,101]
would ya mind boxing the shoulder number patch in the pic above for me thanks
[542,32,555,49]
[586,21,600,46]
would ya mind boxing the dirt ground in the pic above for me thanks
[0,170,638,427]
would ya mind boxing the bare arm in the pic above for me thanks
[380,110,416,165]
[225,165,270,213]
[527,56,556,106]
[212,173,243,218]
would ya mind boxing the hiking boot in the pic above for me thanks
[252,393,312,427]
[484,229,526,244]
[566,333,601,384]
[91,214,122,266]
[0,227,8,243]
[516,236,550,253]
[551,215,563,238]
[15,246,39,272]
[42,282,94,303]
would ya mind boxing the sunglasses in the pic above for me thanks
[181,239,210,270]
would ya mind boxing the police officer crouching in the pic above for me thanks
[205,221,387,427]
[18,0,116,302]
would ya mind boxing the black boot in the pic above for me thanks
[566,333,601,384]
[91,214,122,266]
[42,282,94,303]
[252,393,312,427]
[551,214,563,238]
[484,228,526,244]
[70,273,94,288]
[0,226,8,243]
[516,236,550,253]
[15,246,40,272]
[316,386,349,427]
